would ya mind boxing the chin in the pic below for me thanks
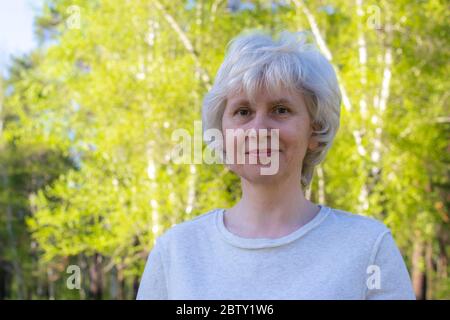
[230,163,286,183]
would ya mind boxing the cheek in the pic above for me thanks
[281,124,310,155]
[221,118,232,149]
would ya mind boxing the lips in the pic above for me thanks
[245,149,280,155]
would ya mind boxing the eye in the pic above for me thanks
[273,105,290,115]
[235,108,250,116]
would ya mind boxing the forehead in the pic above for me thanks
[226,85,300,106]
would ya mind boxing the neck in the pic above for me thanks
[226,173,320,238]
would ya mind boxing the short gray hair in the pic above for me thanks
[202,29,341,188]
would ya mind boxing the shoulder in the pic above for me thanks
[156,208,220,247]
[322,206,392,245]
[327,206,389,232]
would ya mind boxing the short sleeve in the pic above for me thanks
[136,237,168,300]
[364,230,416,300]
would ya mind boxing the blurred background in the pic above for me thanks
[0,0,448,300]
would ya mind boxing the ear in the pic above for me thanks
[308,135,319,151]
[307,121,321,151]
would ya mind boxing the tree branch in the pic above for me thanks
[153,1,212,90]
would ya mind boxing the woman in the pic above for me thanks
[137,29,415,300]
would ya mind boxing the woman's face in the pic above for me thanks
[221,86,318,184]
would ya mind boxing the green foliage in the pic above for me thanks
[0,0,448,299]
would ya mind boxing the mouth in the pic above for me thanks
[245,149,281,155]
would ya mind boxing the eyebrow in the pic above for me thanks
[230,98,293,107]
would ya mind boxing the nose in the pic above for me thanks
[247,111,274,132]
[244,112,276,149]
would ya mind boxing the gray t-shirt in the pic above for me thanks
[136,205,416,299]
